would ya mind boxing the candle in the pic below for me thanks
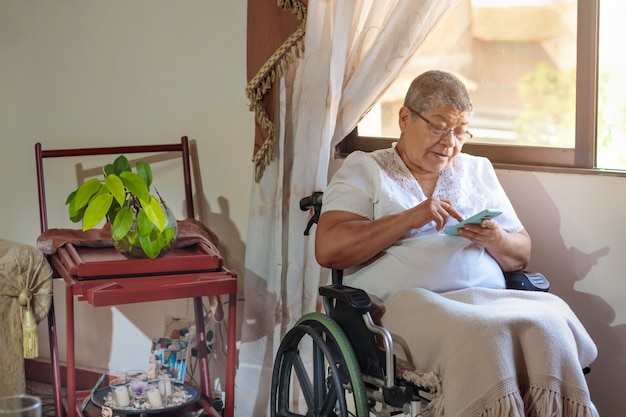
[146,388,163,407]
[158,377,172,397]
[114,386,130,407]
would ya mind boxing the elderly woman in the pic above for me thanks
[315,70,598,417]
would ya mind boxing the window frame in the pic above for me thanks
[339,0,625,177]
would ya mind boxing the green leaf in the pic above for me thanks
[90,185,113,219]
[104,174,126,206]
[65,190,77,205]
[112,155,132,176]
[106,199,122,223]
[136,209,154,236]
[111,206,134,240]
[139,234,160,259]
[119,172,149,202]
[123,228,139,247]
[103,164,114,177]
[69,204,86,223]
[74,178,102,211]
[158,225,176,248]
[140,196,166,231]
[67,190,84,222]
[82,193,113,230]
[164,225,177,242]
[136,161,152,187]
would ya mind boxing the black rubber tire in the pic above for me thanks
[270,312,368,417]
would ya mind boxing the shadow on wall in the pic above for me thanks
[45,291,114,376]
[189,140,246,293]
[503,172,626,416]
[186,139,248,388]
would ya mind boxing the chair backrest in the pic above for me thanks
[34,136,194,233]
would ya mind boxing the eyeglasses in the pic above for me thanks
[407,107,473,143]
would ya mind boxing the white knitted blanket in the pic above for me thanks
[381,287,598,417]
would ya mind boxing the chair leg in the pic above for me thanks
[193,297,223,417]
[193,297,212,398]
[47,303,65,417]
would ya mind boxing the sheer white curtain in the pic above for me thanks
[236,1,458,415]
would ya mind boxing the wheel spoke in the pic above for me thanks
[313,337,326,412]
[319,373,339,416]
[288,349,315,410]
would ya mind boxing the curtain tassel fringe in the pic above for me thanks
[19,289,38,359]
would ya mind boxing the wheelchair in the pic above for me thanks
[270,192,552,417]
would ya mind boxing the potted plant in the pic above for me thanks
[66,155,177,259]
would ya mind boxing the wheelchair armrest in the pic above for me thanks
[319,284,373,314]
[504,270,550,292]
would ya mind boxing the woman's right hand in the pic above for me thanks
[408,197,463,231]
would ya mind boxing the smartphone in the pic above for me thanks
[443,209,503,236]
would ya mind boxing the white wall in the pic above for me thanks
[2,2,625,416]
[497,170,626,416]
[0,0,252,389]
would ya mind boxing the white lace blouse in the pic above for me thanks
[320,145,525,300]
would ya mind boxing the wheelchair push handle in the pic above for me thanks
[300,191,323,211]
[300,192,324,236]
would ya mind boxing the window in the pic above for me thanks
[596,0,626,170]
[346,0,626,173]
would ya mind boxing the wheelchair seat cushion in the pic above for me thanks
[382,287,598,417]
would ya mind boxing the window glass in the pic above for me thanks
[360,0,578,150]
[356,0,626,171]
[597,0,626,170]
[359,0,626,171]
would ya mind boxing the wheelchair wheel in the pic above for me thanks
[271,312,368,417]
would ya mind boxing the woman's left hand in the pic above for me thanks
[457,219,501,246]
[459,220,531,272]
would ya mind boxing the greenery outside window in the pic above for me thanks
[343,0,625,173]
